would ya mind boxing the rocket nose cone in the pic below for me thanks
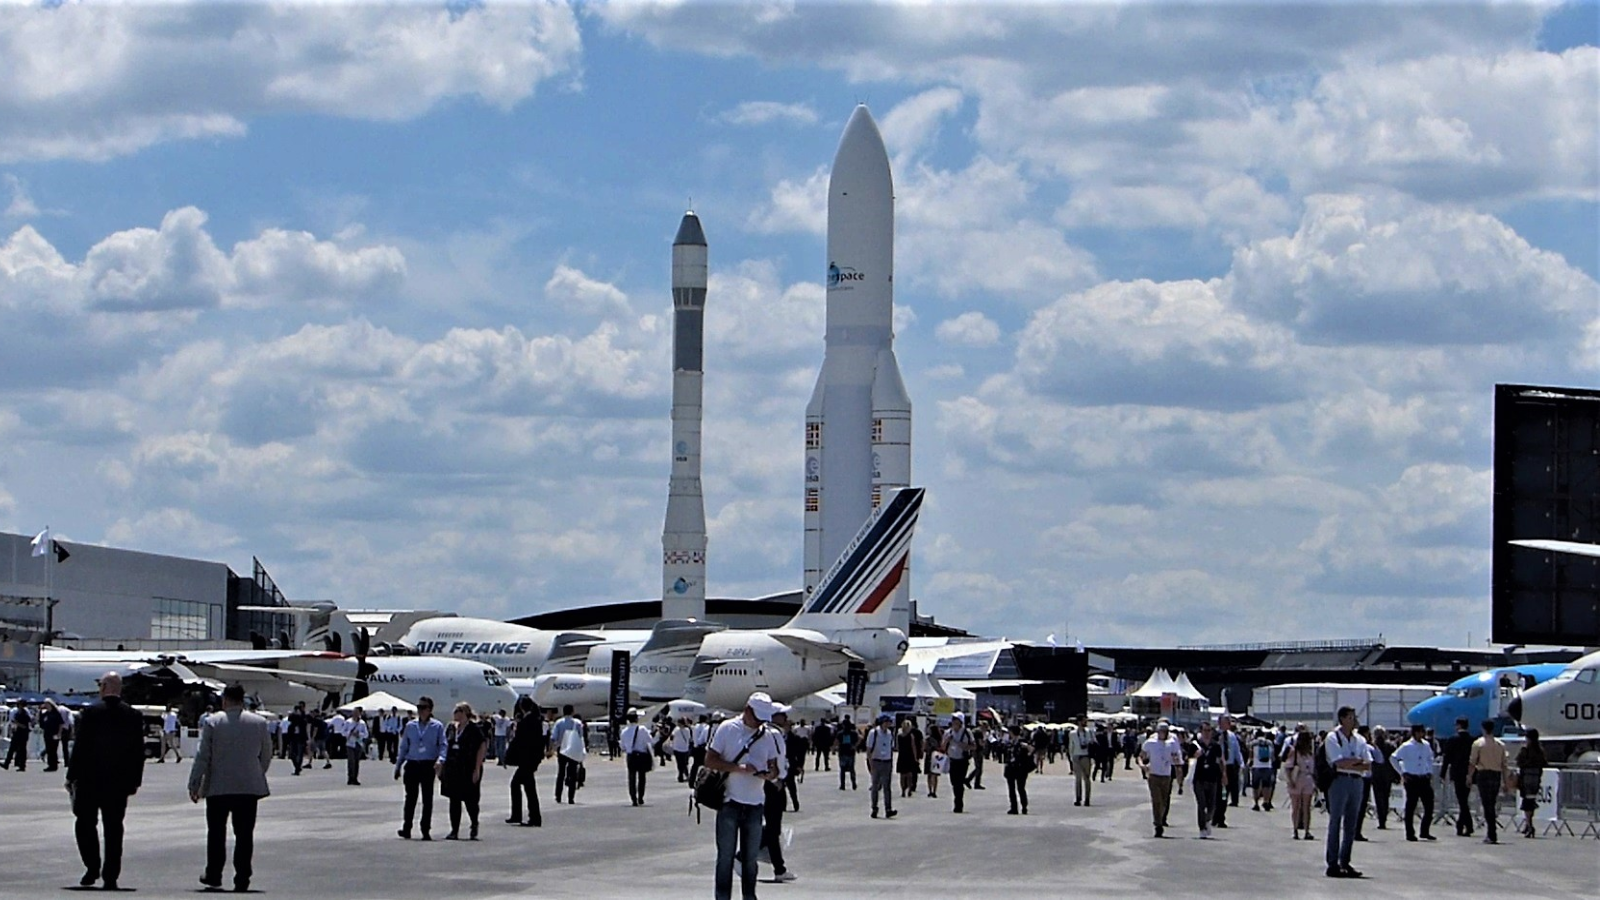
[831,105,892,194]
[674,212,706,246]
[837,105,888,159]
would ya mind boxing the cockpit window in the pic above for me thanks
[483,669,508,687]
[1576,668,1598,685]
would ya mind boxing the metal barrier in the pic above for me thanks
[1432,765,1600,839]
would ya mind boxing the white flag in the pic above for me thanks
[30,527,50,558]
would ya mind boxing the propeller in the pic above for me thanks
[326,631,342,654]
[351,627,375,702]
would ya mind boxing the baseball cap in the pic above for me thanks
[746,692,776,722]
[771,703,792,718]
[877,713,893,724]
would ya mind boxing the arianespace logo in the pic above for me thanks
[828,262,864,289]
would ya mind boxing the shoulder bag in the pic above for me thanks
[693,725,765,811]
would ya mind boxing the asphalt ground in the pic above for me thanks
[2,752,1595,898]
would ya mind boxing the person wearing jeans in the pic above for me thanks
[708,693,781,900]
[1323,706,1371,878]
[864,715,898,820]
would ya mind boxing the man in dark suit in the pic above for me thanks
[66,672,146,890]
[189,684,273,892]
[1439,716,1476,836]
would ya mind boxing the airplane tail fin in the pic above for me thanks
[632,619,728,701]
[785,487,923,630]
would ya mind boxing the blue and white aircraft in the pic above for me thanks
[1406,664,1568,737]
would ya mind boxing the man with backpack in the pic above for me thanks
[1322,706,1370,878]
[834,717,859,790]
[1250,730,1278,811]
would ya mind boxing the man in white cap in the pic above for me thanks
[707,692,781,900]
[1139,720,1182,838]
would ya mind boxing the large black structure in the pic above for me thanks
[1491,383,1600,645]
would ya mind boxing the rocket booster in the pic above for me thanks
[804,105,913,629]
[663,211,708,621]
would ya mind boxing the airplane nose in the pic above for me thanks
[1507,698,1522,721]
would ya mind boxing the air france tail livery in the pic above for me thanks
[680,486,923,710]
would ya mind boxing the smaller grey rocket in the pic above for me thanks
[662,211,709,621]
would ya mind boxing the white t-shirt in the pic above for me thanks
[1142,735,1182,777]
[864,726,896,761]
[709,719,779,806]
[162,712,179,734]
[493,715,511,737]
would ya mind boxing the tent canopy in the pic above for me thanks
[337,691,416,714]
[1170,672,1208,702]
[1130,669,1178,698]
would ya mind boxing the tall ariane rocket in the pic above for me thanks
[804,105,913,630]
[663,211,708,621]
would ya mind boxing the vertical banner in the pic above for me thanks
[845,661,869,708]
[609,649,632,738]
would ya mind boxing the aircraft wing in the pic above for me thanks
[158,662,227,691]
[770,633,864,663]
[182,661,357,694]
[1510,539,1600,559]
[949,678,1046,690]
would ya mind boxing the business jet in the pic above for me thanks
[521,618,727,716]
[677,487,923,710]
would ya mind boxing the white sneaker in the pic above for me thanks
[775,872,798,883]
[1200,828,1212,839]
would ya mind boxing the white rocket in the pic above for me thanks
[663,211,708,621]
[804,105,913,632]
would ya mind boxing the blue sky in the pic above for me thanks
[1,1,1596,646]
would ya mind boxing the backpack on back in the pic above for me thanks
[1313,740,1336,793]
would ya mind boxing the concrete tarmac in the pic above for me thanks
[3,753,1595,898]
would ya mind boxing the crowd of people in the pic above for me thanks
[4,682,1564,896]
[1131,710,1553,880]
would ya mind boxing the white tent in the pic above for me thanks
[1130,668,1179,698]
[874,670,977,701]
[337,691,416,714]
[1171,672,1208,702]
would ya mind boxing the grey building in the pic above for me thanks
[0,532,295,690]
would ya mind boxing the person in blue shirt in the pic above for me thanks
[549,706,585,804]
[394,697,447,840]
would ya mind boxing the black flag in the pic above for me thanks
[53,541,70,564]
